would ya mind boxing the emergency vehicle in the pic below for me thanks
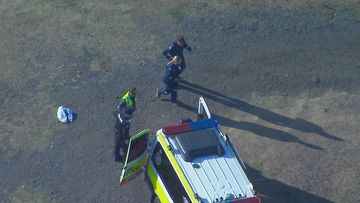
[119,97,260,203]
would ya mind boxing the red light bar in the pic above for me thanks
[162,122,192,136]
[232,197,261,203]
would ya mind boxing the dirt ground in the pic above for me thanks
[1,0,360,202]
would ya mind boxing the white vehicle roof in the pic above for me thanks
[159,118,255,203]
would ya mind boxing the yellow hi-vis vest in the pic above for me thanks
[121,91,135,110]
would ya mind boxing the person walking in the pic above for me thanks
[113,87,137,162]
[162,35,191,78]
[156,56,181,102]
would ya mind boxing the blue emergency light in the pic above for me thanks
[162,118,218,136]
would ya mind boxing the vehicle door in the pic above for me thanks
[120,129,150,185]
[197,97,212,120]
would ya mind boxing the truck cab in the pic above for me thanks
[119,97,260,203]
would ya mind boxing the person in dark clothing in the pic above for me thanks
[114,87,137,162]
[156,56,181,102]
[113,111,130,162]
[162,35,191,78]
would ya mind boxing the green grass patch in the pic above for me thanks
[7,185,54,203]
[312,1,360,20]
[340,1,360,20]
[169,9,185,22]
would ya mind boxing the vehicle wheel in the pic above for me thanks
[151,194,161,203]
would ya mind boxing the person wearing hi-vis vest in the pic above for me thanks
[113,87,137,162]
[118,87,137,118]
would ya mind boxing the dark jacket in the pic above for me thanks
[162,63,179,84]
[162,42,191,65]
[113,111,130,138]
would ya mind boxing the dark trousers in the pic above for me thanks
[176,62,186,77]
[114,134,128,161]
[158,80,177,102]
[114,120,130,162]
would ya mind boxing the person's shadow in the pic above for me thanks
[177,80,343,142]
[161,99,334,202]
[174,100,323,150]
[167,80,340,202]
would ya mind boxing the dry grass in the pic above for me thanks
[163,0,360,20]
[222,90,360,201]
[7,185,54,203]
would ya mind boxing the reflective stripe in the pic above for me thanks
[119,129,150,185]
[158,134,199,203]
[122,91,134,109]
[131,128,150,140]
[147,161,173,203]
